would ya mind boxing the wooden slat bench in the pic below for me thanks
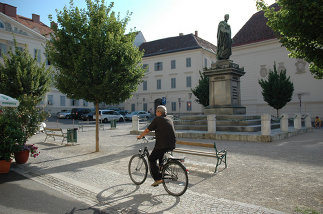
[173,141,227,173]
[44,128,67,144]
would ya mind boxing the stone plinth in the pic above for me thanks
[204,60,246,115]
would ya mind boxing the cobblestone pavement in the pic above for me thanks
[11,122,323,213]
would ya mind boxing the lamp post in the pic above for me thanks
[136,94,139,111]
[178,97,181,116]
[297,93,304,114]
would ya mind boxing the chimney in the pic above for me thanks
[0,3,17,18]
[179,33,184,36]
[195,31,198,37]
[32,14,40,23]
[50,21,57,29]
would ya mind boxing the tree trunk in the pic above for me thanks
[95,102,99,152]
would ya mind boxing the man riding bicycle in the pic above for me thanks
[137,105,176,187]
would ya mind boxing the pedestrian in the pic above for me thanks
[137,105,176,186]
[314,116,321,128]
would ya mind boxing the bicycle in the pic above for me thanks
[128,136,188,196]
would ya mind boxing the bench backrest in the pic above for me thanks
[44,128,62,132]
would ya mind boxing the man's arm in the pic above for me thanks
[137,128,150,139]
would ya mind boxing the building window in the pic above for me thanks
[143,103,147,112]
[34,48,41,62]
[0,43,7,57]
[154,62,163,71]
[131,103,135,112]
[60,96,65,106]
[46,56,51,65]
[171,60,176,69]
[143,64,149,72]
[171,102,176,111]
[0,21,4,28]
[15,47,23,54]
[71,99,79,106]
[187,101,192,111]
[157,79,161,90]
[186,76,192,88]
[143,80,147,91]
[83,100,88,106]
[204,58,208,68]
[186,57,191,67]
[47,95,54,105]
[171,78,176,89]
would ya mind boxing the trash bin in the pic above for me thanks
[111,120,117,129]
[67,128,78,143]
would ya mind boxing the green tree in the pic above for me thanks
[0,41,52,139]
[46,0,144,152]
[191,71,209,107]
[258,63,294,117]
[257,0,323,79]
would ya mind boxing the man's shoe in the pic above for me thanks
[151,180,163,187]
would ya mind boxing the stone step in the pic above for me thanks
[175,122,280,132]
[174,120,207,126]
[216,115,261,120]
[175,125,207,131]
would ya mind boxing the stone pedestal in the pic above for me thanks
[204,60,246,115]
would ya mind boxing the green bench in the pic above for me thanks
[173,141,227,173]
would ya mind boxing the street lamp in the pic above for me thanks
[178,97,181,116]
[297,93,304,114]
[136,94,139,111]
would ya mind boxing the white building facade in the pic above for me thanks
[0,3,94,114]
[231,8,323,118]
[123,32,217,115]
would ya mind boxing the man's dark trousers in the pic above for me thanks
[148,148,170,180]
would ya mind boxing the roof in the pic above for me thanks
[15,15,52,36]
[0,3,52,36]
[232,4,279,47]
[139,33,217,57]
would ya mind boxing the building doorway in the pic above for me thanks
[154,98,162,114]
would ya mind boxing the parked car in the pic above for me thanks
[118,110,129,116]
[56,110,71,119]
[93,110,124,123]
[125,111,151,121]
[81,108,95,121]
[70,108,92,120]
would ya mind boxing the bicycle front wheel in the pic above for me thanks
[162,160,188,196]
[128,154,148,185]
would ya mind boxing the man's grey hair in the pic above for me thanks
[156,105,167,115]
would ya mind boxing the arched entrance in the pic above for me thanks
[154,98,162,114]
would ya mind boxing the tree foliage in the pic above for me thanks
[191,71,209,107]
[0,41,52,139]
[258,63,294,117]
[257,0,323,79]
[46,0,144,151]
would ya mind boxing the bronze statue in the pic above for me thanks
[217,14,232,60]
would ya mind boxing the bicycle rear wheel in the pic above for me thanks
[128,154,148,185]
[162,160,188,196]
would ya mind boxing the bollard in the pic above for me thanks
[294,113,302,129]
[207,114,216,133]
[261,113,271,135]
[304,114,312,128]
[280,113,289,132]
[132,115,139,131]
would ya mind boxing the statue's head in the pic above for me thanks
[224,14,229,21]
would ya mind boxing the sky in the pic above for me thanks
[1,0,275,45]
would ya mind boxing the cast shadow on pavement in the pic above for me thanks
[95,183,181,213]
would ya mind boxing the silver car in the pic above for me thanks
[56,110,71,119]
[125,111,151,121]
[93,110,124,123]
